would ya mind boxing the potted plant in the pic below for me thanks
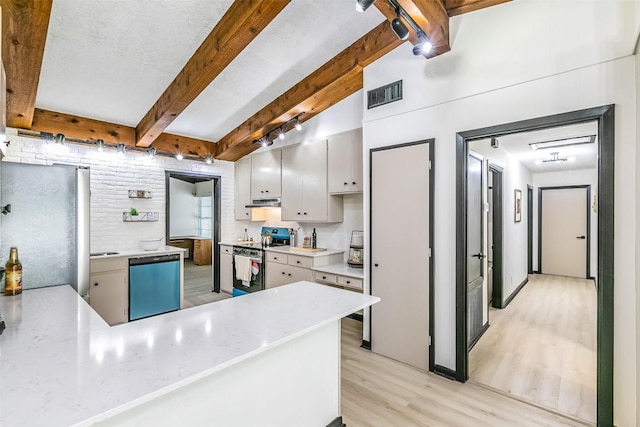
[130,207,139,216]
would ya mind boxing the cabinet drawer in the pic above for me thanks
[288,254,312,269]
[91,258,127,274]
[266,252,288,264]
[220,245,233,255]
[338,276,362,290]
[313,272,337,284]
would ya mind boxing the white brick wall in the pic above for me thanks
[3,133,237,252]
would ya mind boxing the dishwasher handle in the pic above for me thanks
[129,253,181,266]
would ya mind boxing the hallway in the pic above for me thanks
[469,274,596,423]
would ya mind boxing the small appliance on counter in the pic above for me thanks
[348,230,364,268]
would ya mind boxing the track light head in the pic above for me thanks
[356,0,375,12]
[294,118,302,131]
[55,133,66,145]
[96,139,105,152]
[204,155,213,165]
[391,15,409,41]
[116,143,126,155]
[278,129,286,140]
[412,34,433,56]
[175,153,184,161]
[147,147,157,159]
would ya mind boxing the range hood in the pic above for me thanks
[245,198,281,208]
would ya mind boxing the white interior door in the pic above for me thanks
[540,187,588,278]
[371,142,430,371]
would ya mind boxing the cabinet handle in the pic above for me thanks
[352,182,356,185]
[296,260,300,264]
[346,280,351,284]
[261,190,264,193]
[281,271,285,275]
[288,273,292,277]
[94,282,99,286]
[374,263,379,267]
[246,212,249,216]
[344,182,348,185]
[265,190,269,193]
[274,257,278,260]
[297,212,301,215]
[322,276,326,279]
[303,212,307,215]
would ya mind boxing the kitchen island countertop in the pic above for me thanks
[89,245,186,260]
[311,263,364,279]
[0,282,378,426]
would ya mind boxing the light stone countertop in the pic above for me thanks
[0,282,378,426]
[89,245,186,260]
[264,246,345,258]
[311,263,365,279]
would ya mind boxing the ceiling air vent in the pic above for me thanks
[367,80,403,109]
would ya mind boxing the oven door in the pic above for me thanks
[232,256,264,296]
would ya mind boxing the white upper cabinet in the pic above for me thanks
[251,149,281,200]
[281,140,343,223]
[328,128,363,195]
[235,156,267,221]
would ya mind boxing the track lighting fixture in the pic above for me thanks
[147,147,157,159]
[55,133,66,145]
[175,153,184,161]
[278,129,286,140]
[116,143,126,156]
[391,10,409,41]
[96,139,104,152]
[294,118,302,131]
[356,0,376,12]
[204,155,213,165]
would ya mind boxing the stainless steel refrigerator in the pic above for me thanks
[0,162,90,297]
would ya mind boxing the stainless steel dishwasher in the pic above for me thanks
[129,254,180,321]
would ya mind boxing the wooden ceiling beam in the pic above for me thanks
[213,21,403,160]
[444,0,511,17]
[135,0,290,148]
[2,0,53,129]
[29,109,215,157]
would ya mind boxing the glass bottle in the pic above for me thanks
[312,228,317,249]
[5,247,22,296]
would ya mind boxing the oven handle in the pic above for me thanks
[234,256,263,263]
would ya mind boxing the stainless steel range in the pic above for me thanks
[232,227,290,297]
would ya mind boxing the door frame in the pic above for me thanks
[538,185,591,279]
[165,171,222,292]
[488,164,504,309]
[368,139,435,371]
[527,185,534,274]
[454,105,614,426]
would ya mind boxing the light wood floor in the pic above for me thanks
[182,261,230,309]
[469,274,596,424]
[341,318,589,427]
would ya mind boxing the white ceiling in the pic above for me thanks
[471,121,599,174]
[35,0,384,141]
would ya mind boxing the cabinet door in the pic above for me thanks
[281,145,304,221]
[234,156,252,220]
[328,135,351,194]
[301,140,328,221]
[350,132,363,193]
[284,264,313,284]
[220,253,233,294]
[90,270,128,325]
[251,149,281,199]
[265,262,290,289]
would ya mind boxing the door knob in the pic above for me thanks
[576,235,586,240]
[471,253,486,259]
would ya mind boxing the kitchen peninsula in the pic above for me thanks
[0,282,378,426]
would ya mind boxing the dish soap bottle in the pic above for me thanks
[5,247,22,296]
[312,228,317,249]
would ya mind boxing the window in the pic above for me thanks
[198,197,212,238]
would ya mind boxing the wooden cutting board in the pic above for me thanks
[289,247,327,253]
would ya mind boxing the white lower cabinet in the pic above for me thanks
[90,258,128,325]
[265,251,342,289]
[220,248,233,294]
[313,271,363,292]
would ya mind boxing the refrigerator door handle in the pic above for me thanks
[76,167,91,299]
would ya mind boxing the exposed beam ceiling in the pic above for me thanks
[444,0,511,17]
[214,21,404,161]
[30,109,215,157]
[135,0,290,148]
[1,0,52,129]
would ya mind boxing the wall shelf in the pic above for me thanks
[123,212,159,222]
[129,190,152,199]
